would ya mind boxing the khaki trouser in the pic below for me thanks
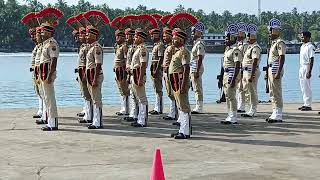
[223,73,241,113]
[131,75,148,105]
[115,78,130,96]
[268,68,283,109]
[87,74,104,108]
[79,77,91,101]
[41,72,58,119]
[237,72,245,108]
[151,62,163,97]
[163,71,175,101]
[242,69,260,110]
[190,70,203,102]
[172,79,191,113]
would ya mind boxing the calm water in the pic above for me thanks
[0,52,319,109]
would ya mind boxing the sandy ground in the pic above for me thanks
[0,102,319,180]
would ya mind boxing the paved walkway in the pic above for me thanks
[0,103,319,180]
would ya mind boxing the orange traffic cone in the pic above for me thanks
[150,148,165,180]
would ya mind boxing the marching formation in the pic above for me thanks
[23,8,315,139]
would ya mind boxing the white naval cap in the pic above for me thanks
[268,18,281,29]
[192,21,205,33]
[225,24,238,36]
[246,23,258,35]
[237,22,248,33]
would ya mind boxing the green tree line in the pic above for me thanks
[1,0,320,51]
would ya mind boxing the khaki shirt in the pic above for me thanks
[40,37,60,64]
[130,44,148,69]
[162,43,176,68]
[151,41,164,61]
[34,44,43,66]
[223,45,242,68]
[237,41,249,55]
[243,42,262,66]
[190,38,205,72]
[86,41,103,69]
[268,38,286,64]
[78,43,89,67]
[31,45,39,66]
[126,44,137,68]
[114,42,128,68]
[169,46,191,74]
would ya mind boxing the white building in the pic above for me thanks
[201,30,225,45]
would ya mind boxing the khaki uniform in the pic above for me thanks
[86,42,104,108]
[130,43,149,125]
[242,42,261,115]
[223,45,243,120]
[169,46,191,113]
[32,44,44,117]
[190,38,205,112]
[236,42,248,111]
[127,44,139,119]
[114,42,130,96]
[77,43,92,121]
[86,41,104,127]
[163,43,177,118]
[114,42,130,114]
[78,44,91,101]
[268,38,286,110]
[150,41,165,112]
[39,37,59,128]
[169,46,191,135]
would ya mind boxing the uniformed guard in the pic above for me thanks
[241,24,261,117]
[190,22,206,114]
[66,14,93,124]
[167,13,198,139]
[148,14,165,115]
[21,12,44,120]
[83,10,110,129]
[236,22,248,113]
[121,15,139,122]
[129,14,158,127]
[110,16,131,116]
[160,14,178,121]
[220,24,243,125]
[266,18,286,123]
[37,7,63,131]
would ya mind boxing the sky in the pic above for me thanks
[18,0,320,15]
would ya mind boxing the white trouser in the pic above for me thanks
[153,94,163,112]
[192,100,203,113]
[269,107,283,120]
[179,112,190,135]
[299,65,312,107]
[225,111,237,122]
[81,99,86,114]
[83,100,93,121]
[129,88,139,118]
[37,97,43,116]
[120,96,129,114]
[92,104,102,127]
[137,104,147,125]
[177,110,182,123]
[168,99,176,118]
[41,102,47,121]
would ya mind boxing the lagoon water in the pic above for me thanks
[0,52,320,109]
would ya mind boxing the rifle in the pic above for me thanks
[263,38,271,93]
[216,57,226,103]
